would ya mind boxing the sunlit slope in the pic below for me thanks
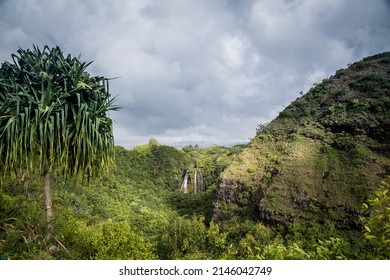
[214,52,390,229]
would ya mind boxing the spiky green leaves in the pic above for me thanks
[0,45,119,178]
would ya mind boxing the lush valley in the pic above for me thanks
[1,52,390,260]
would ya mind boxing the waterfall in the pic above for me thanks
[198,171,204,193]
[180,170,189,193]
[194,171,198,194]
[193,170,205,194]
[181,170,205,194]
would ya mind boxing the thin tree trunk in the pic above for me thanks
[44,160,53,224]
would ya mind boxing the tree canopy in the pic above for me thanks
[0,45,118,221]
[0,45,118,177]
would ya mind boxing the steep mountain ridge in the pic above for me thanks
[213,52,390,229]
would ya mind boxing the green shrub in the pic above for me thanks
[0,192,52,259]
[327,103,346,116]
[360,177,390,259]
[53,208,157,259]
[313,237,348,260]
[157,215,228,259]
[279,108,294,118]
[350,73,387,93]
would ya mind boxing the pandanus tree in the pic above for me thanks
[0,46,118,223]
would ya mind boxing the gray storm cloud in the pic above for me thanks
[1,0,389,148]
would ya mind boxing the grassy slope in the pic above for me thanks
[214,52,390,229]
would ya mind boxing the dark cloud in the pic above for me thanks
[1,0,389,148]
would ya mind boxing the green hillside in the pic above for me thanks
[214,52,390,229]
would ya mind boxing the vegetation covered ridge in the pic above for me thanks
[214,51,390,231]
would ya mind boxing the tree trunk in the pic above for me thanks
[44,161,53,224]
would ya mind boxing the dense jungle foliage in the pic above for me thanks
[0,143,389,259]
[1,50,389,260]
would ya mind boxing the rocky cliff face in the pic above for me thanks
[213,52,390,229]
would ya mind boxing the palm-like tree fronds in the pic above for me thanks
[0,46,119,221]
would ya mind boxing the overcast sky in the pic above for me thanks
[1,0,389,148]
